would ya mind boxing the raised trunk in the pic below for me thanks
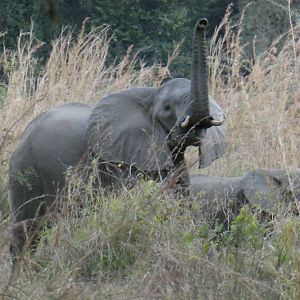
[189,18,210,125]
[179,18,224,130]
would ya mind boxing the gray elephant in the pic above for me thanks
[9,19,225,259]
[189,168,300,229]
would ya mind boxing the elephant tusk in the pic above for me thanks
[180,115,190,128]
[209,118,225,126]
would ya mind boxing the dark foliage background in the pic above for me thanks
[0,0,299,76]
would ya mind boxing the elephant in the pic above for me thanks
[8,18,226,260]
[189,168,300,230]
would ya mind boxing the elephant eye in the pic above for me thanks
[164,103,171,111]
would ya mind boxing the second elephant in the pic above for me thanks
[189,168,300,229]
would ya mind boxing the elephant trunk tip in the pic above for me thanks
[197,18,208,29]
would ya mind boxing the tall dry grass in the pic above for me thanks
[0,7,299,300]
[205,6,300,176]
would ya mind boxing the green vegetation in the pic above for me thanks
[3,184,300,299]
[1,0,299,76]
[0,1,300,299]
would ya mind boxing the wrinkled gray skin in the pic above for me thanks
[9,19,226,259]
[189,168,300,229]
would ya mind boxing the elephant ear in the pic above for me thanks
[87,90,174,172]
[199,96,226,168]
[240,169,283,211]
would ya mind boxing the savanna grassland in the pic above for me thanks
[0,9,300,300]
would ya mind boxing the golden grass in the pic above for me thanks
[205,6,300,176]
[0,8,299,300]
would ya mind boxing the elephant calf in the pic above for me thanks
[189,168,300,229]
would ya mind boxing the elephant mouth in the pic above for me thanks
[168,124,206,149]
[186,125,206,146]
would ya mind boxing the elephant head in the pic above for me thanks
[240,169,300,212]
[87,18,225,179]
